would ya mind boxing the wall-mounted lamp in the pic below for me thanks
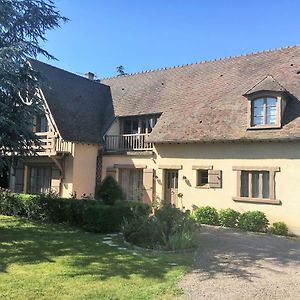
[154,175,159,179]
[182,176,187,180]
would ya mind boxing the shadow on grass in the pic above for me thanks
[190,225,300,281]
[0,216,190,281]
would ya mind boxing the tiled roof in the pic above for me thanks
[29,59,114,144]
[244,75,286,96]
[101,45,300,143]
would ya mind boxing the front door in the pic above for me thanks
[164,170,178,206]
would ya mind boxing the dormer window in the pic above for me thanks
[244,75,289,130]
[252,97,278,127]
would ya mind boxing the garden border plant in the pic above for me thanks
[192,204,290,236]
[0,188,150,233]
[122,203,198,251]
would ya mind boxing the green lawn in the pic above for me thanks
[0,215,193,300]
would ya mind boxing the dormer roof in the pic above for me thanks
[244,75,287,97]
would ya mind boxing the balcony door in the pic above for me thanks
[164,170,178,206]
[28,166,51,194]
[119,168,143,201]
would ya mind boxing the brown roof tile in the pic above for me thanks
[102,45,300,143]
[29,59,114,144]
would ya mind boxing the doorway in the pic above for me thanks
[164,170,178,206]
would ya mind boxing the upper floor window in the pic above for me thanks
[121,115,159,135]
[244,75,289,130]
[33,115,48,133]
[252,97,277,127]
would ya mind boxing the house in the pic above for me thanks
[6,45,300,235]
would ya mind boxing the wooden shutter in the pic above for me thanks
[208,170,222,188]
[106,168,117,180]
[142,169,154,205]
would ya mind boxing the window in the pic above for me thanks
[240,171,269,198]
[121,115,158,135]
[196,170,209,187]
[28,166,51,194]
[118,168,143,201]
[233,166,280,205]
[33,115,49,133]
[251,97,277,127]
[192,166,222,189]
[123,119,139,134]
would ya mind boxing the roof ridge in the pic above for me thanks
[29,58,101,85]
[100,45,300,81]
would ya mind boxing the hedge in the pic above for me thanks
[0,190,150,233]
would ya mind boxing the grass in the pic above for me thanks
[0,215,193,300]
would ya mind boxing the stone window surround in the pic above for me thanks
[232,166,281,205]
[246,91,287,130]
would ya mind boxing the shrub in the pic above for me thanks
[271,222,289,236]
[95,176,123,205]
[238,211,269,232]
[0,190,150,233]
[83,201,150,233]
[122,204,197,250]
[219,208,240,228]
[193,206,219,225]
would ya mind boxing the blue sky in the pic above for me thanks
[39,0,300,79]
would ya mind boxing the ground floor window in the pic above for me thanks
[118,168,143,201]
[196,170,209,187]
[233,166,280,204]
[241,171,270,198]
[28,166,51,194]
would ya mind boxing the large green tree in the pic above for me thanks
[0,0,67,170]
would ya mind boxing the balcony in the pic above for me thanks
[35,132,74,156]
[105,133,153,152]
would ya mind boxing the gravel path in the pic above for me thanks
[179,226,300,300]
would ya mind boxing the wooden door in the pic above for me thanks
[164,170,178,206]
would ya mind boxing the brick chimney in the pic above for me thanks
[85,72,95,80]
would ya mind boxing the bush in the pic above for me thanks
[193,206,219,225]
[271,222,289,236]
[219,208,240,228]
[83,201,150,233]
[0,190,150,233]
[95,176,123,205]
[238,211,269,232]
[122,204,197,250]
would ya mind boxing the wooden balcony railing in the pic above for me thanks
[105,133,153,152]
[35,132,74,155]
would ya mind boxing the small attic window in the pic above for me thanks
[252,97,277,127]
[244,75,288,130]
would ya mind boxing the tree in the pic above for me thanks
[116,65,128,76]
[95,176,123,205]
[0,0,67,169]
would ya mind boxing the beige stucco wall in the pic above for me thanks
[61,155,73,198]
[72,143,99,198]
[102,141,300,235]
[106,118,120,135]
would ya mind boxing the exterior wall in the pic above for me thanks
[61,155,73,197]
[102,142,300,235]
[106,118,120,135]
[72,143,99,197]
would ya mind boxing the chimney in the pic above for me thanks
[85,72,95,80]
